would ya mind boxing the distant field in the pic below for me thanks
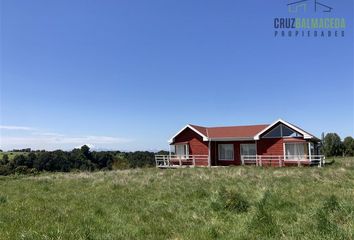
[0,158,353,239]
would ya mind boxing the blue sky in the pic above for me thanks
[1,0,353,151]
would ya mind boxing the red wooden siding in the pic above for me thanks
[174,127,209,166]
[172,123,315,167]
[257,138,284,155]
[211,141,256,166]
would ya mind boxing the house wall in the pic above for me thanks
[172,125,314,167]
[256,138,284,155]
[211,141,256,166]
[173,127,209,166]
[256,138,310,155]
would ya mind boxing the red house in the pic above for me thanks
[155,119,325,167]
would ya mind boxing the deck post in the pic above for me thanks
[259,156,262,167]
[208,140,211,167]
[308,142,312,163]
[241,156,244,165]
[278,156,281,167]
[193,156,196,166]
[179,157,182,166]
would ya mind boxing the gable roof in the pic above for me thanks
[205,125,269,140]
[169,119,318,143]
[169,123,269,143]
[168,124,209,143]
[253,119,315,140]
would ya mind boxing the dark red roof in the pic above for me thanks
[189,124,269,139]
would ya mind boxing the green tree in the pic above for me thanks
[343,136,354,156]
[323,133,343,157]
[13,155,27,167]
[26,152,37,168]
[1,154,9,165]
[80,145,91,159]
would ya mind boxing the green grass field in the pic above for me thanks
[0,158,353,240]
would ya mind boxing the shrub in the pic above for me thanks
[0,165,13,175]
[0,195,7,204]
[0,154,9,165]
[14,166,29,174]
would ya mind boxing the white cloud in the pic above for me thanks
[0,125,34,131]
[0,127,132,150]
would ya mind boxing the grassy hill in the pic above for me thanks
[0,158,353,239]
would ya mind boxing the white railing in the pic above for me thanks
[155,155,209,168]
[241,155,325,167]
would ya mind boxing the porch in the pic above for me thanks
[155,155,209,168]
[155,154,325,168]
[241,155,325,167]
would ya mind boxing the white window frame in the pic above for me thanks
[240,143,257,156]
[263,124,303,139]
[175,144,189,158]
[218,144,234,161]
[284,142,307,160]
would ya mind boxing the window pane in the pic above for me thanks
[285,143,306,160]
[219,144,234,160]
[176,145,186,156]
[248,144,256,155]
[263,124,303,138]
[282,125,303,137]
[241,144,256,155]
[263,125,282,138]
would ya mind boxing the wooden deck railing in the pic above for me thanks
[241,155,325,167]
[155,155,209,168]
[155,155,325,168]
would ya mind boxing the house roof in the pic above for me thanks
[189,124,268,140]
[169,119,319,143]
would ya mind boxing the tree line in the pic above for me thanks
[0,132,352,175]
[322,133,354,157]
[0,145,168,175]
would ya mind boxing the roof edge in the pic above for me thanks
[168,124,209,143]
[253,119,315,140]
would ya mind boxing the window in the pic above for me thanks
[218,144,234,161]
[285,143,307,160]
[263,124,303,138]
[175,144,189,157]
[282,125,303,137]
[240,144,256,156]
[264,125,282,138]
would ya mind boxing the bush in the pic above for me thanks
[14,166,29,174]
[0,154,9,165]
[0,195,7,204]
[0,165,13,175]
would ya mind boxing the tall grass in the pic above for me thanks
[0,158,353,239]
